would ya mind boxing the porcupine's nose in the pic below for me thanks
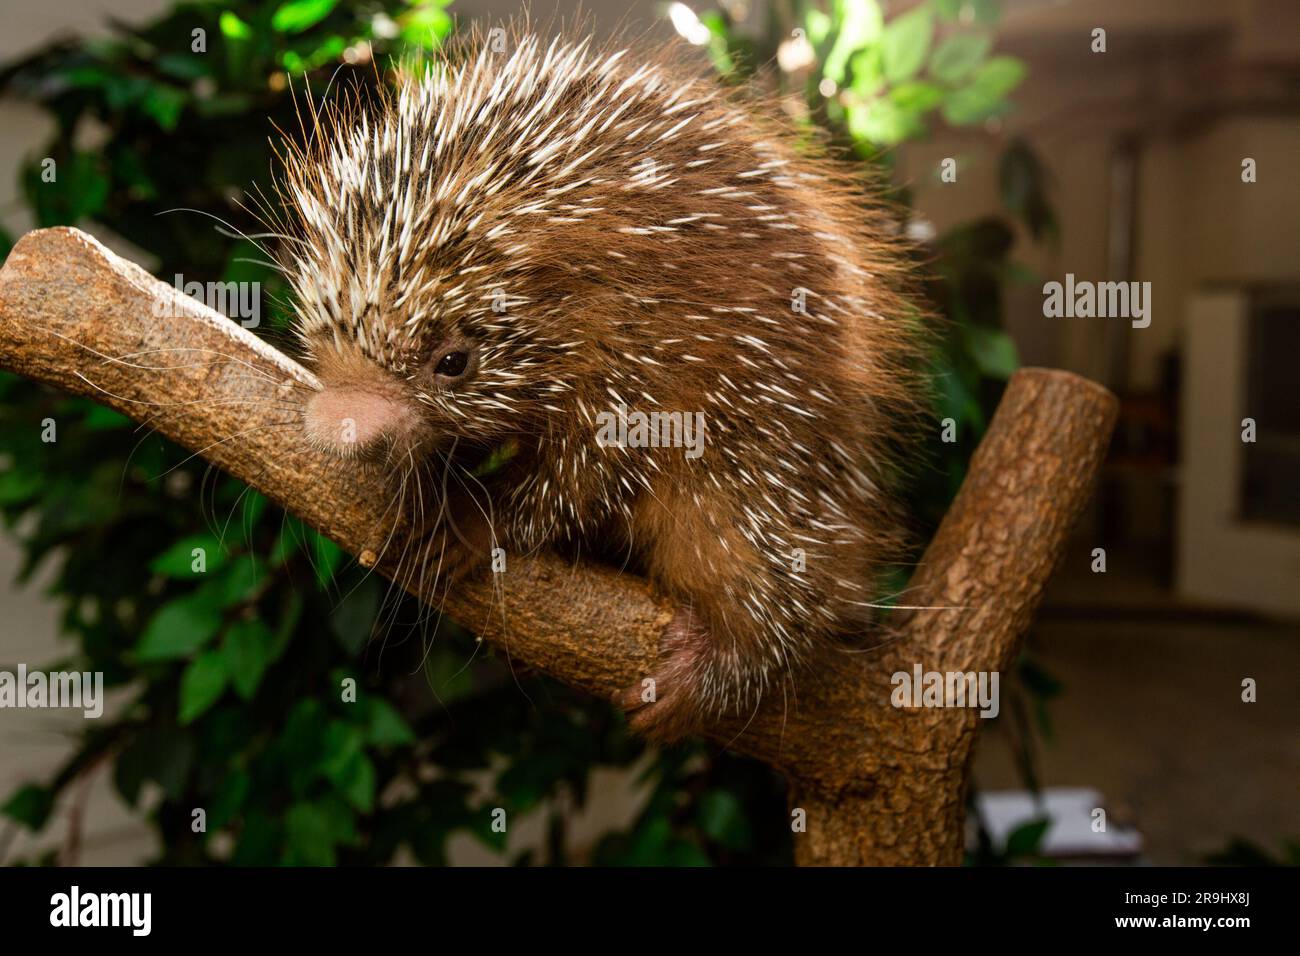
[303,387,407,459]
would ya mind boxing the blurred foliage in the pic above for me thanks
[0,0,1054,866]
[966,814,1053,867]
[1203,837,1300,867]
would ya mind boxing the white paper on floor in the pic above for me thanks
[973,787,1143,857]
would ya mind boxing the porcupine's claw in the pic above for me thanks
[615,606,712,744]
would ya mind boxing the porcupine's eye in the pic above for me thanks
[434,349,471,379]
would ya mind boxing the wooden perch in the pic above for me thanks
[0,227,1117,865]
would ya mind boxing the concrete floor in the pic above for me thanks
[974,579,1300,865]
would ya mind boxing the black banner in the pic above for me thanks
[0,865,1287,941]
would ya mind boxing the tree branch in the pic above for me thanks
[0,227,1117,865]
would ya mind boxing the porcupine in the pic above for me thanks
[273,28,926,743]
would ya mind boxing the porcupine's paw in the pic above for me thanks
[421,526,490,588]
[615,606,712,745]
[415,496,498,592]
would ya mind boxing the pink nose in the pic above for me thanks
[304,387,405,457]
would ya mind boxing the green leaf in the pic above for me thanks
[114,727,194,804]
[27,152,109,225]
[662,839,713,866]
[179,649,228,724]
[363,698,416,747]
[824,0,884,84]
[1005,817,1051,858]
[60,65,114,89]
[280,35,348,73]
[942,85,1002,125]
[696,789,753,852]
[272,0,340,33]
[231,813,279,865]
[150,534,227,577]
[0,469,43,505]
[1,784,55,830]
[208,769,250,829]
[848,97,919,146]
[942,57,1024,126]
[269,521,302,566]
[468,805,509,854]
[222,618,274,699]
[848,46,883,97]
[100,75,147,112]
[934,360,984,432]
[141,85,186,131]
[231,489,269,541]
[317,722,376,812]
[881,4,932,84]
[194,93,253,118]
[399,2,454,47]
[930,34,991,84]
[270,591,302,664]
[971,0,1002,26]
[1018,656,1064,699]
[805,8,833,45]
[315,794,359,845]
[278,700,327,793]
[135,592,223,661]
[619,814,713,866]
[495,753,566,813]
[330,576,378,655]
[422,640,477,706]
[269,0,338,33]
[284,802,337,865]
[1000,139,1057,243]
[963,326,1020,379]
[890,81,945,113]
[970,56,1025,100]
[154,54,210,81]
[317,722,363,773]
[310,534,345,590]
[337,753,376,813]
[208,557,266,604]
[218,11,252,39]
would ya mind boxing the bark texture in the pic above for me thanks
[0,227,1118,865]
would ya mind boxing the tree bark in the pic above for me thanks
[0,227,1118,865]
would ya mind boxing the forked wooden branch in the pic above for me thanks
[0,228,1117,865]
